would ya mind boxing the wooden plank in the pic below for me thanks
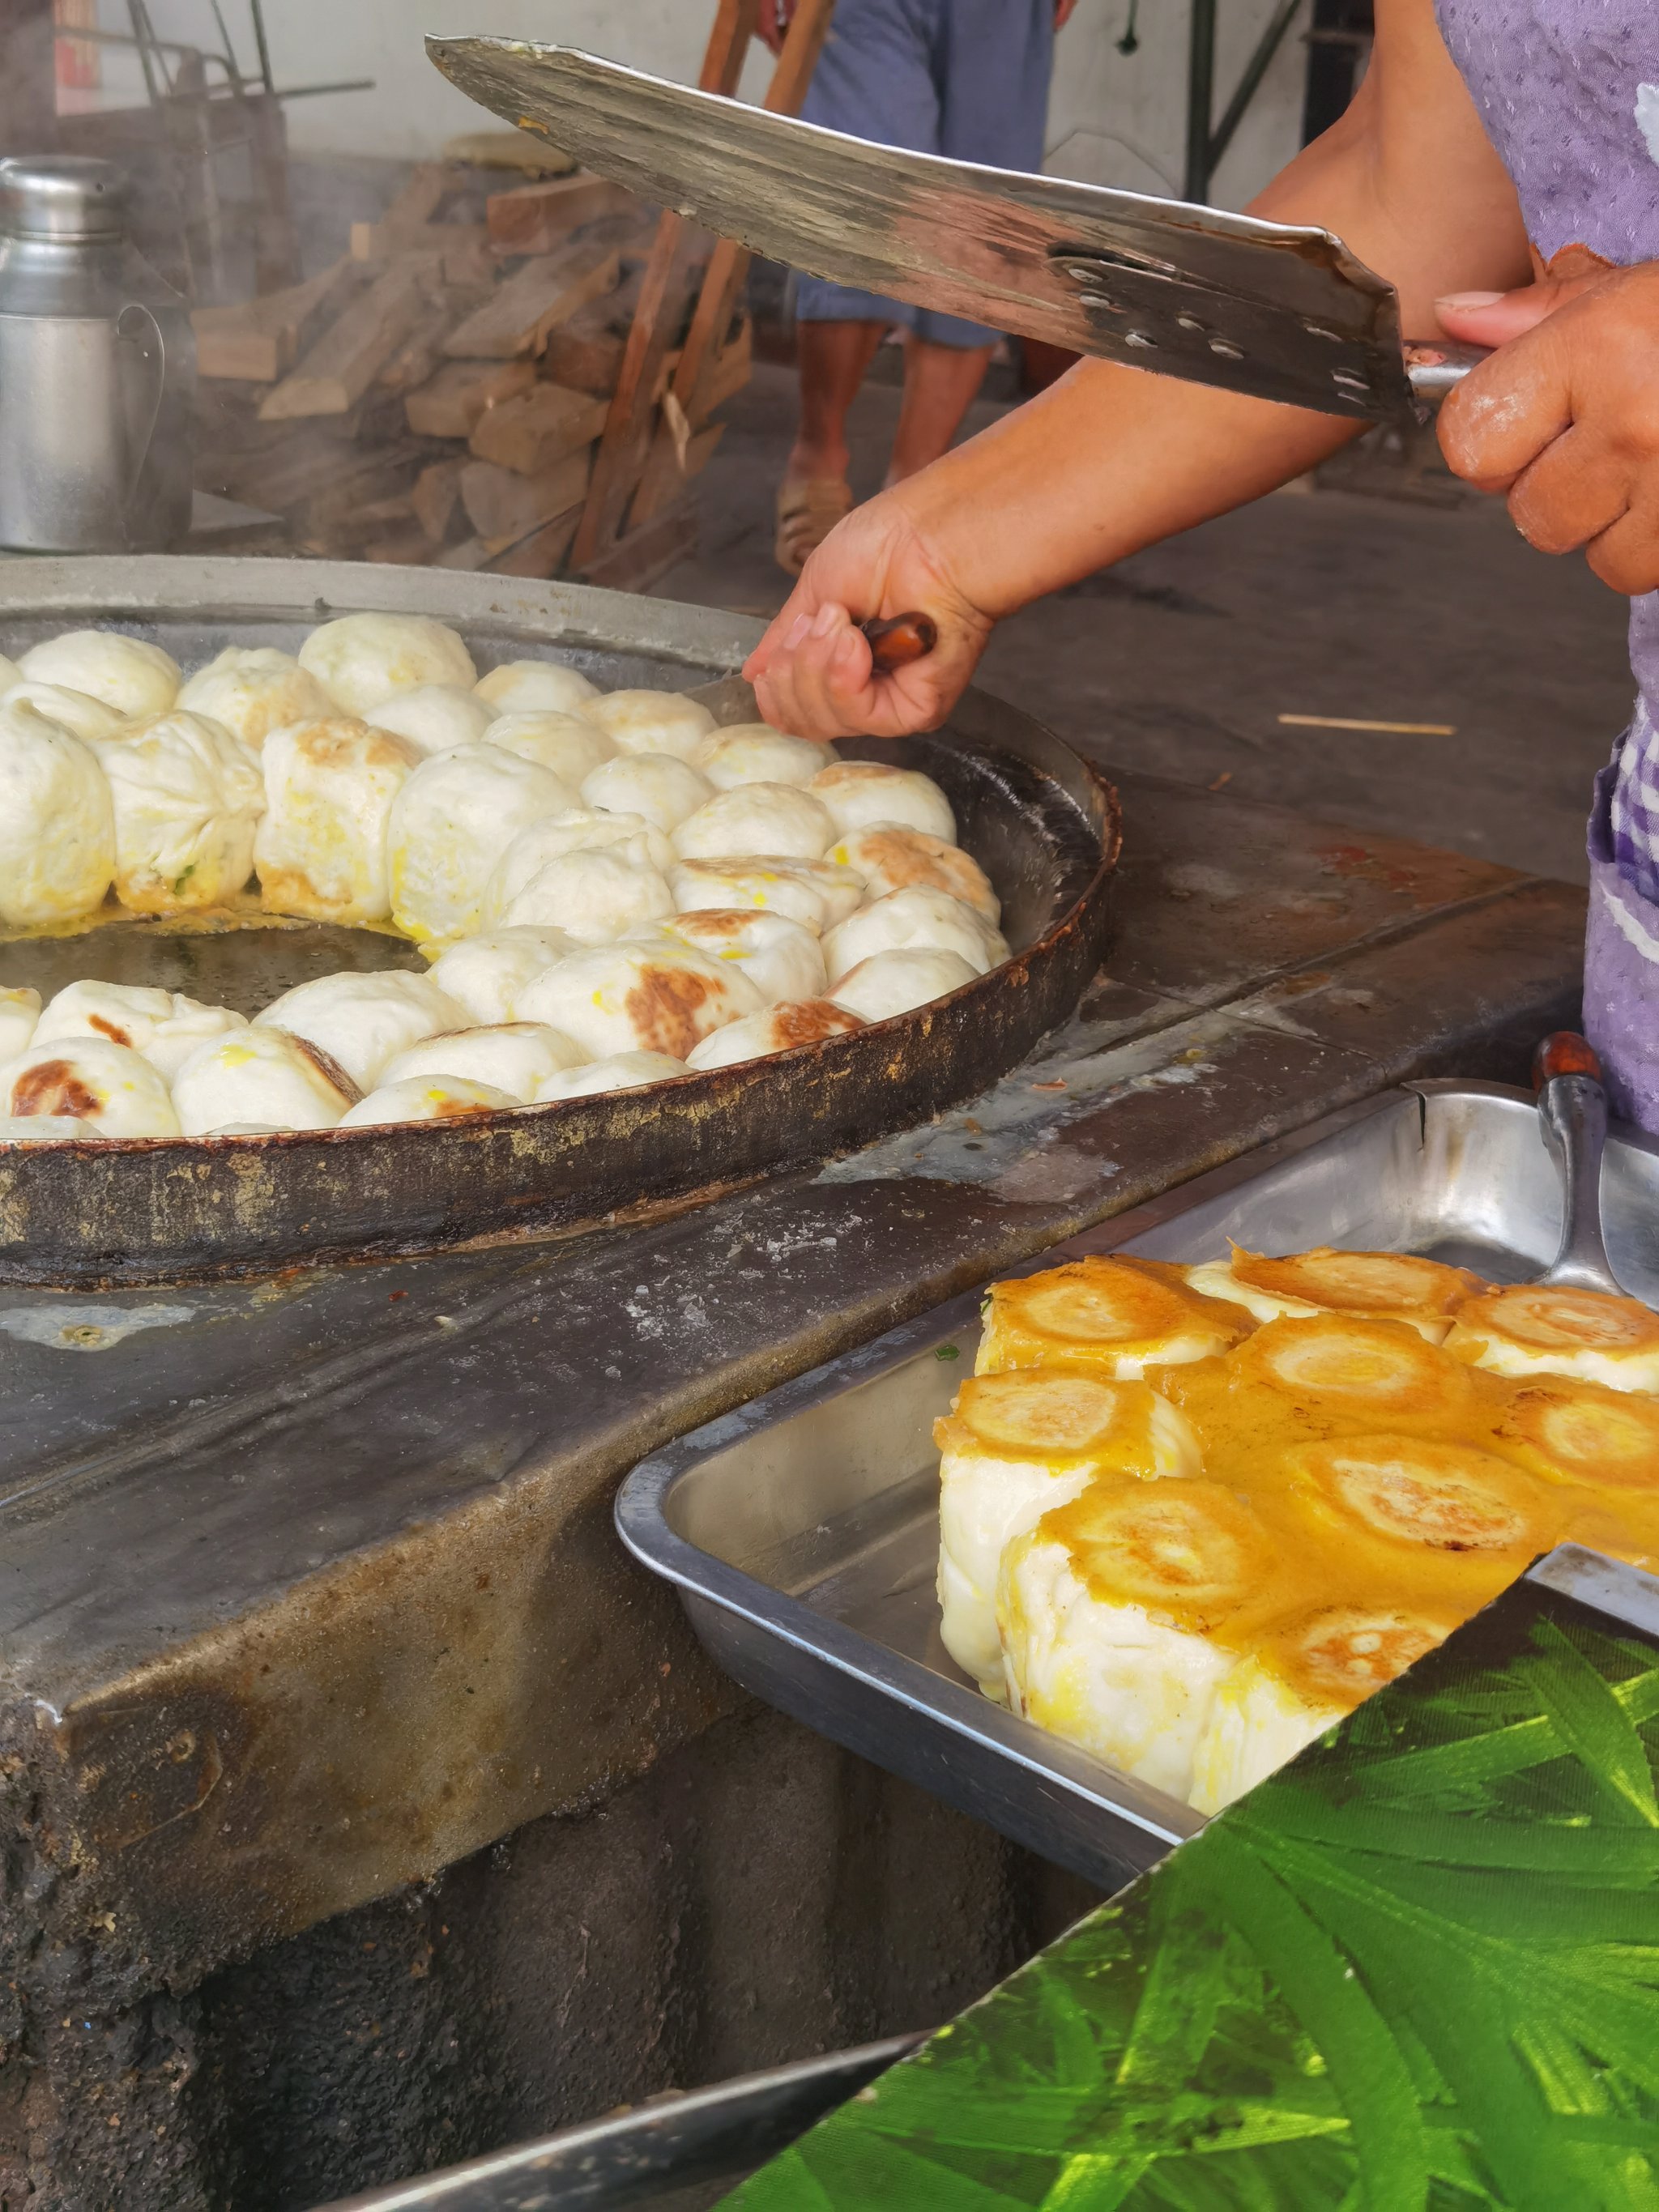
[468,383,609,475]
[434,535,493,571]
[404,356,535,439]
[485,173,635,256]
[488,509,582,579]
[258,258,435,421]
[569,0,759,570]
[190,259,354,383]
[411,458,467,543]
[630,422,724,530]
[365,523,437,566]
[460,447,594,553]
[442,243,620,360]
[348,163,446,259]
[693,314,752,423]
[581,502,697,594]
[442,130,574,178]
[376,307,453,397]
[352,218,484,263]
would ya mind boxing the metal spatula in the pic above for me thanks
[426,38,1483,424]
[1531,1032,1626,1296]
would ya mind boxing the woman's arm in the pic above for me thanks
[747,0,1530,738]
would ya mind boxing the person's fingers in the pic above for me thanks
[1505,424,1631,555]
[1436,315,1575,490]
[743,582,824,684]
[1434,272,1607,349]
[1584,495,1659,597]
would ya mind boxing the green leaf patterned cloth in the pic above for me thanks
[726,1572,1659,2210]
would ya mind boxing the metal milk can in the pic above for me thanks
[0,157,195,552]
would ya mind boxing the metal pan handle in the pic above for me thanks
[1403,338,1489,407]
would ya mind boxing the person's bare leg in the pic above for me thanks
[886,335,995,484]
[788,318,888,483]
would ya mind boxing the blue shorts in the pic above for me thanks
[795,0,1055,348]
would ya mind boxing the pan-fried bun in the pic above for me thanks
[254,718,418,924]
[3,680,127,743]
[300,612,475,715]
[826,823,1000,923]
[487,808,675,924]
[19,629,179,718]
[95,709,264,912]
[583,688,716,762]
[1446,1284,1659,1393]
[533,1050,688,1100]
[474,658,599,718]
[338,1075,518,1127]
[1186,1245,1486,1343]
[581,752,712,833]
[685,999,862,1069]
[499,849,675,944]
[255,970,467,1092]
[651,908,825,1004]
[429,927,579,1025]
[672,782,835,863]
[388,743,575,944]
[381,1021,585,1100]
[824,885,1008,982]
[829,947,978,1020]
[368,684,494,756]
[696,724,834,789]
[0,701,114,927]
[0,987,41,1059]
[177,647,330,750]
[484,710,613,786]
[809,760,955,843]
[669,856,864,932]
[1,1037,181,1137]
[172,1025,359,1134]
[515,940,760,1060]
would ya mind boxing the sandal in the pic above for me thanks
[774,475,854,576]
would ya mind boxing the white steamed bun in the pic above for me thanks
[1,1036,180,1136]
[583,688,716,762]
[515,940,761,1059]
[580,752,711,833]
[172,1025,359,1134]
[485,808,675,924]
[534,1051,688,1101]
[672,783,834,863]
[338,1075,518,1127]
[483,710,614,785]
[35,981,247,1081]
[177,647,331,750]
[367,684,494,757]
[685,999,864,1070]
[19,630,179,718]
[254,970,467,1092]
[95,710,263,912]
[696,725,834,789]
[299,612,475,716]
[382,1022,584,1100]
[474,659,599,718]
[0,701,113,926]
[254,718,420,923]
[830,948,978,1019]
[824,886,1008,984]
[0,986,41,1059]
[2,680,127,742]
[429,927,579,1025]
[651,910,826,1005]
[500,850,674,944]
[825,824,1000,924]
[388,743,574,944]
[667,857,864,933]
[809,760,955,843]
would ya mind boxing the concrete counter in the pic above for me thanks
[0,769,1584,2208]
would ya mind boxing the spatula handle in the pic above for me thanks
[1403,339,1490,407]
[860,612,938,672]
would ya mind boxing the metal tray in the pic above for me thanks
[616,1080,1659,1892]
[0,558,1118,1285]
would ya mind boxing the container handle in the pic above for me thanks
[115,302,167,536]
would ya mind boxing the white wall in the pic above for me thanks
[96,0,1309,204]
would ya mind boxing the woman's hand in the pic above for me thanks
[1436,262,1659,594]
[743,487,996,739]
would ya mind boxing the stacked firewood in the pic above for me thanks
[191,156,747,586]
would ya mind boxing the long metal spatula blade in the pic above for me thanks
[427,37,1419,421]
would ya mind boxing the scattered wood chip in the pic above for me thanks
[443,242,620,360]
[403,356,535,439]
[1277,714,1457,735]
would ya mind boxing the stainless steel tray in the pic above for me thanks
[616,1081,1659,1890]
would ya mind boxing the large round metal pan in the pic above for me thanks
[0,557,1119,1285]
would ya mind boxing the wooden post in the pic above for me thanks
[571,0,834,576]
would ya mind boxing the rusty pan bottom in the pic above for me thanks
[0,559,1119,1285]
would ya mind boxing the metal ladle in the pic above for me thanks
[1531,1031,1625,1295]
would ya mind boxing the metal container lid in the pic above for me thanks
[0,156,126,241]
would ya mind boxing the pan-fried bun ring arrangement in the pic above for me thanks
[939,1242,1659,1815]
[0,614,1006,1141]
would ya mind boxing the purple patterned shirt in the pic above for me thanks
[1438,0,1659,905]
